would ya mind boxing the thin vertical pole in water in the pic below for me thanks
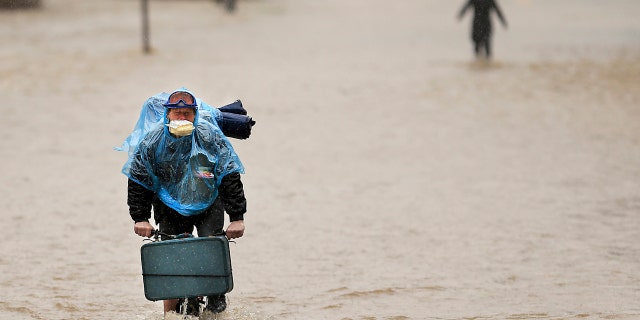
[141,0,151,54]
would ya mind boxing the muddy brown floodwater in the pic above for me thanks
[0,0,639,319]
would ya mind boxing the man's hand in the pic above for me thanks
[226,220,245,239]
[134,221,154,237]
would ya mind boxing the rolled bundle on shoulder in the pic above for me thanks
[218,100,247,115]
[220,112,255,140]
[216,100,255,139]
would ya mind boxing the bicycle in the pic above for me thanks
[142,229,234,317]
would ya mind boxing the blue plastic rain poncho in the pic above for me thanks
[116,89,245,216]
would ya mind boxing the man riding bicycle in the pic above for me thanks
[124,89,248,315]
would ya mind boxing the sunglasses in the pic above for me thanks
[163,91,197,108]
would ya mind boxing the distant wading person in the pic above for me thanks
[458,0,508,59]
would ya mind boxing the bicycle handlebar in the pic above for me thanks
[147,229,226,242]
[148,229,194,241]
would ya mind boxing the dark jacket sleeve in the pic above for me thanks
[127,179,154,222]
[492,0,507,27]
[458,0,472,19]
[218,172,247,222]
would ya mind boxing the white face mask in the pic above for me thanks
[166,120,195,137]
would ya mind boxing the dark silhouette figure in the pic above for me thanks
[215,0,236,12]
[458,0,508,59]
